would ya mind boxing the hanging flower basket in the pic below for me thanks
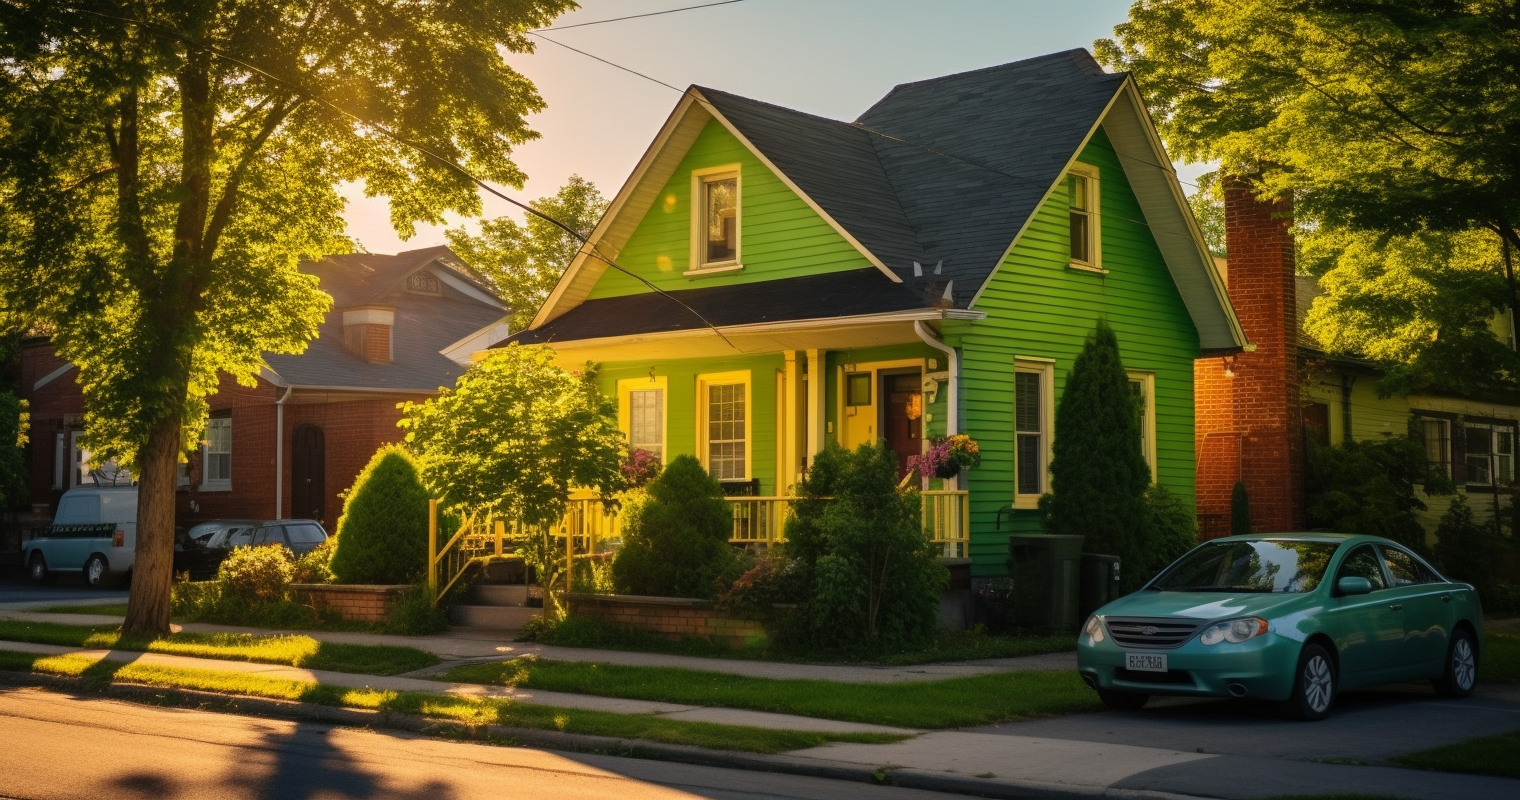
[908,434,981,481]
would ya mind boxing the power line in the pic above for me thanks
[532,0,750,32]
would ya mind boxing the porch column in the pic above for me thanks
[782,351,801,490]
[806,348,826,459]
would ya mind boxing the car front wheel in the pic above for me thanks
[28,554,51,585]
[1097,689,1149,711]
[1287,643,1336,721]
[1432,628,1478,698]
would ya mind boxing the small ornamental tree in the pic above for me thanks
[1040,320,1155,591]
[329,445,430,586]
[611,455,736,599]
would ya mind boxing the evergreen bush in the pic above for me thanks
[1305,436,1442,554]
[329,445,431,585]
[1143,484,1199,579]
[785,442,947,649]
[1230,481,1252,536]
[610,454,736,599]
[1039,320,1155,591]
[1433,494,1510,602]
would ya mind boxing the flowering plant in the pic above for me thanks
[620,448,662,488]
[906,434,981,479]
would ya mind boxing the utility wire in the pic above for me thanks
[39,2,740,350]
[532,0,749,32]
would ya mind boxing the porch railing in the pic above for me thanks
[428,489,971,602]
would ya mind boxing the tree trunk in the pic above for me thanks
[120,414,182,636]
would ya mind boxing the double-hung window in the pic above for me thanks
[1420,417,1452,479]
[1128,371,1157,481]
[618,377,667,462]
[689,166,741,274]
[698,371,750,481]
[1464,422,1515,487]
[201,416,232,490]
[1067,164,1101,271]
[1014,360,1054,507]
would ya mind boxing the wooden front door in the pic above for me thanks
[290,424,325,523]
[882,373,923,479]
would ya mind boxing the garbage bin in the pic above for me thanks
[1007,534,1085,633]
[1079,553,1121,618]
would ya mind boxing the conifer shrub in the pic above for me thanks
[610,455,736,599]
[329,445,431,585]
[1039,320,1155,592]
[1434,494,1511,606]
[1144,484,1199,579]
[1230,481,1252,536]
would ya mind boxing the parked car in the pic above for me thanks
[23,485,138,587]
[1076,533,1482,721]
[174,519,327,579]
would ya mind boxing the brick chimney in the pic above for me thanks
[1193,179,1305,537]
[341,306,394,364]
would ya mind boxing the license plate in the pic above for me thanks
[1126,653,1168,672]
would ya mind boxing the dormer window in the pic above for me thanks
[341,307,394,363]
[1067,164,1102,271]
[688,165,741,275]
[407,271,440,294]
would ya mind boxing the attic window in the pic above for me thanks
[688,165,742,275]
[407,271,441,294]
[1067,164,1102,272]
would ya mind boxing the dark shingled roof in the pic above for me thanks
[265,247,505,391]
[509,269,927,345]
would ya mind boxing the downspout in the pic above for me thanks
[914,320,958,436]
[274,386,293,519]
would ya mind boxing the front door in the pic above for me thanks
[882,373,923,479]
[290,424,325,523]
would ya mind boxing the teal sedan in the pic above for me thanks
[1077,534,1482,721]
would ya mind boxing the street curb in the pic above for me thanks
[0,670,1192,800]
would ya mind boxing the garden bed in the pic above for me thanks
[565,593,767,649]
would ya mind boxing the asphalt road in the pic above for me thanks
[0,575,129,607]
[0,688,958,800]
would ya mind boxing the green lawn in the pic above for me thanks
[31,603,130,616]
[1479,631,1519,683]
[1391,729,1520,780]
[0,648,906,754]
[0,620,438,676]
[439,658,1101,729]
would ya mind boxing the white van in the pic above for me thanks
[23,485,139,586]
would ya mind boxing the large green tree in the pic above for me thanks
[0,0,571,634]
[447,175,607,329]
[1098,0,1520,393]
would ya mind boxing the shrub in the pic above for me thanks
[217,544,295,605]
[785,442,947,649]
[1434,494,1511,605]
[718,552,803,625]
[292,539,336,584]
[1305,436,1444,555]
[610,454,736,599]
[329,445,430,585]
[382,584,452,636]
[1143,484,1199,579]
[1230,481,1251,536]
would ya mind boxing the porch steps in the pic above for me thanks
[450,584,541,630]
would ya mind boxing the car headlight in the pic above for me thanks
[1083,615,1105,644]
[1198,617,1269,646]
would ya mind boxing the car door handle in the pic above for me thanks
[1389,603,1404,611]
[1440,594,1453,603]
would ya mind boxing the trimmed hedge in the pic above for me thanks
[329,445,430,585]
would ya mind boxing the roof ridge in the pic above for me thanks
[857,49,1118,122]
[692,85,856,130]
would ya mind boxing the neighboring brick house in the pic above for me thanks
[19,246,508,527]
[1195,187,1518,540]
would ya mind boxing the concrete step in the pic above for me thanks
[473,585,530,607]
[451,604,541,630]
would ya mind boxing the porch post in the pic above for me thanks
[806,348,826,459]
[783,351,801,489]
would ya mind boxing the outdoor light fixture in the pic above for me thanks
[1222,355,1237,378]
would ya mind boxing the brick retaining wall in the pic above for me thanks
[565,593,767,649]
[293,583,407,623]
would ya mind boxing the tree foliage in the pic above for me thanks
[0,391,28,513]
[1305,436,1445,554]
[0,0,572,634]
[1432,493,1509,602]
[611,455,736,599]
[1040,320,1155,591]
[400,344,625,527]
[447,175,607,329]
[329,445,430,586]
[784,443,946,649]
[1099,1,1520,393]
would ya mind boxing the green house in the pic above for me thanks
[501,50,1245,577]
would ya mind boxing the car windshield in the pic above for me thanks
[1149,540,1340,593]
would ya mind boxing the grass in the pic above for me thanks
[1479,631,1519,683]
[528,616,1075,666]
[32,603,130,615]
[0,648,907,754]
[438,658,1101,729]
[1390,729,1520,780]
[0,620,439,676]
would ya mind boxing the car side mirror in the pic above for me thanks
[1337,576,1372,596]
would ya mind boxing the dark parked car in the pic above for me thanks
[174,519,327,579]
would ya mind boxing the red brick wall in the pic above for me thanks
[1194,181,1305,536]
[567,594,769,649]
[285,397,413,524]
[293,583,406,623]
[19,340,85,511]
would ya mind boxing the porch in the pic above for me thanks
[429,489,970,598]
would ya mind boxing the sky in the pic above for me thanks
[342,0,1204,254]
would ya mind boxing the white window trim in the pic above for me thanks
[1128,371,1158,482]
[1013,358,1055,509]
[200,416,232,492]
[618,376,669,461]
[697,370,752,481]
[1067,162,1105,274]
[1463,421,1516,487]
[688,164,743,276]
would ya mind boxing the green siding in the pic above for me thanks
[587,120,873,299]
[597,354,783,494]
[945,128,1201,577]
